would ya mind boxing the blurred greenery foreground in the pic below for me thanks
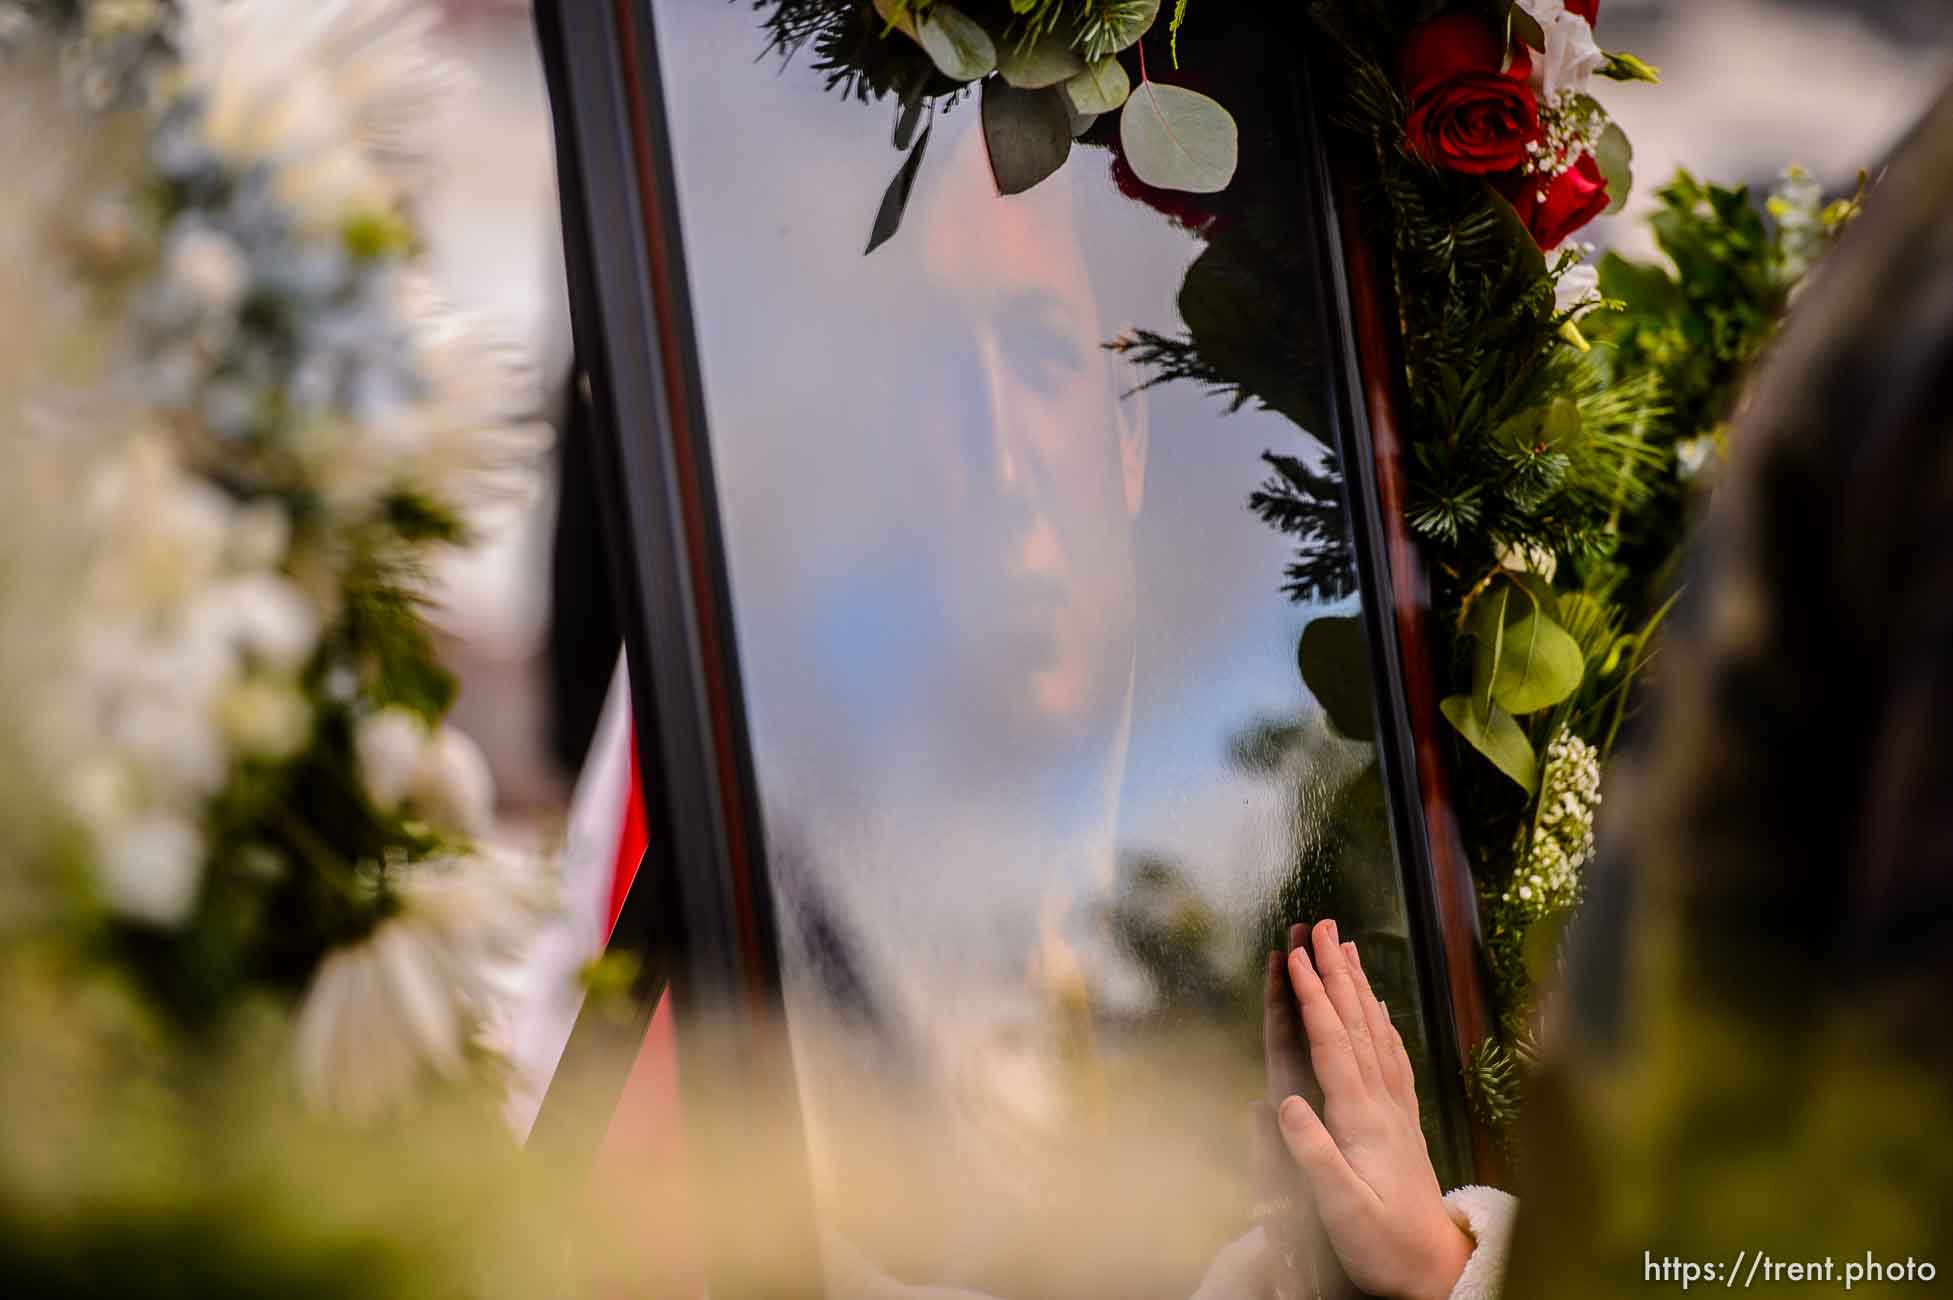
[0,2,581,1295]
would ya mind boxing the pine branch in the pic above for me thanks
[1248,453,1357,604]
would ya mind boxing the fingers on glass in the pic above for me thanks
[1383,1016,1420,1122]
[1277,1093,1375,1218]
[1311,920,1383,1086]
[1287,944,1364,1100]
[1346,941,1415,1120]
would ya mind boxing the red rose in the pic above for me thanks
[1566,0,1599,25]
[1503,152,1610,250]
[1401,14,1541,176]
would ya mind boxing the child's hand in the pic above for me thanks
[1276,920,1474,1300]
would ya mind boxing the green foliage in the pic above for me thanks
[754,0,1233,250]
[1464,1033,1523,1131]
[1309,2,1857,1084]
[1440,695,1536,794]
[1297,615,1375,741]
[1587,168,1849,450]
[1120,79,1236,193]
[1249,454,1356,605]
[1463,1025,1538,1154]
[1466,575,1585,718]
[980,76,1072,193]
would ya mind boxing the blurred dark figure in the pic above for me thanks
[1507,83,1953,1297]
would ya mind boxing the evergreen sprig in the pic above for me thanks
[1249,453,1357,605]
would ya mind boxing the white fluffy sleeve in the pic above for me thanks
[1439,1185,1521,1300]
[1185,1186,1521,1300]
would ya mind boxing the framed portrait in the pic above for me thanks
[532,3,1495,1294]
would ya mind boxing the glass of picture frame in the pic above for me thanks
[532,4,1496,1296]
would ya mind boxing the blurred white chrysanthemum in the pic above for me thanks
[96,810,206,928]
[59,434,318,926]
[383,273,548,519]
[412,723,496,840]
[288,274,547,526]
[0,8,549,1112]
[355,706,497,839]
[354,707,426,809]
[163,219,250,315]
[175,0,453,231]
[293,850,552,1119]
[216,675,314,760]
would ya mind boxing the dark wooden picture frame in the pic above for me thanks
[530,1,1499,1290]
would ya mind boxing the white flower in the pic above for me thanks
[293,850,551,1118]
[98,811,206,927]
[217,676,314,760]
[177,0,453,230]
[1554,261,1602,320]
[381,274,548,521]
[226,499,292,571]
[355,707,497,837]
[164,221,251,315]
[64,755,141,830]
[1676,434,1718,482]
[1504,729,1602,921]
[356,707,425,809]
[84,436,234,610]
[1517,0,1606,101]
[109,693,230,801]
[411,724,496,839]
[192,573,321,673]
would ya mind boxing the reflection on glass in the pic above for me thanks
[650,6,1447,1294]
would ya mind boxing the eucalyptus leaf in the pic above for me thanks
[866,123,932,256]
[1441,696,1538,794]
[1490,611,1584,713]
[1062,56,1130,116]
[998,30,1085,89]
[1120,81,1237,194]
[1067,106,1100,139]
[1595,121,1634,216]
[1297,615,1376,743]
[981,78,1072,196]
[893,91,927,149]
[915,3,996,82]
[1469,583,1584,716]
[1080,0,1160,60]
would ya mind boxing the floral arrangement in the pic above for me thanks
[758,0,1237,249]
[1303,0,1861,1140]
[0,0,551,1127]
